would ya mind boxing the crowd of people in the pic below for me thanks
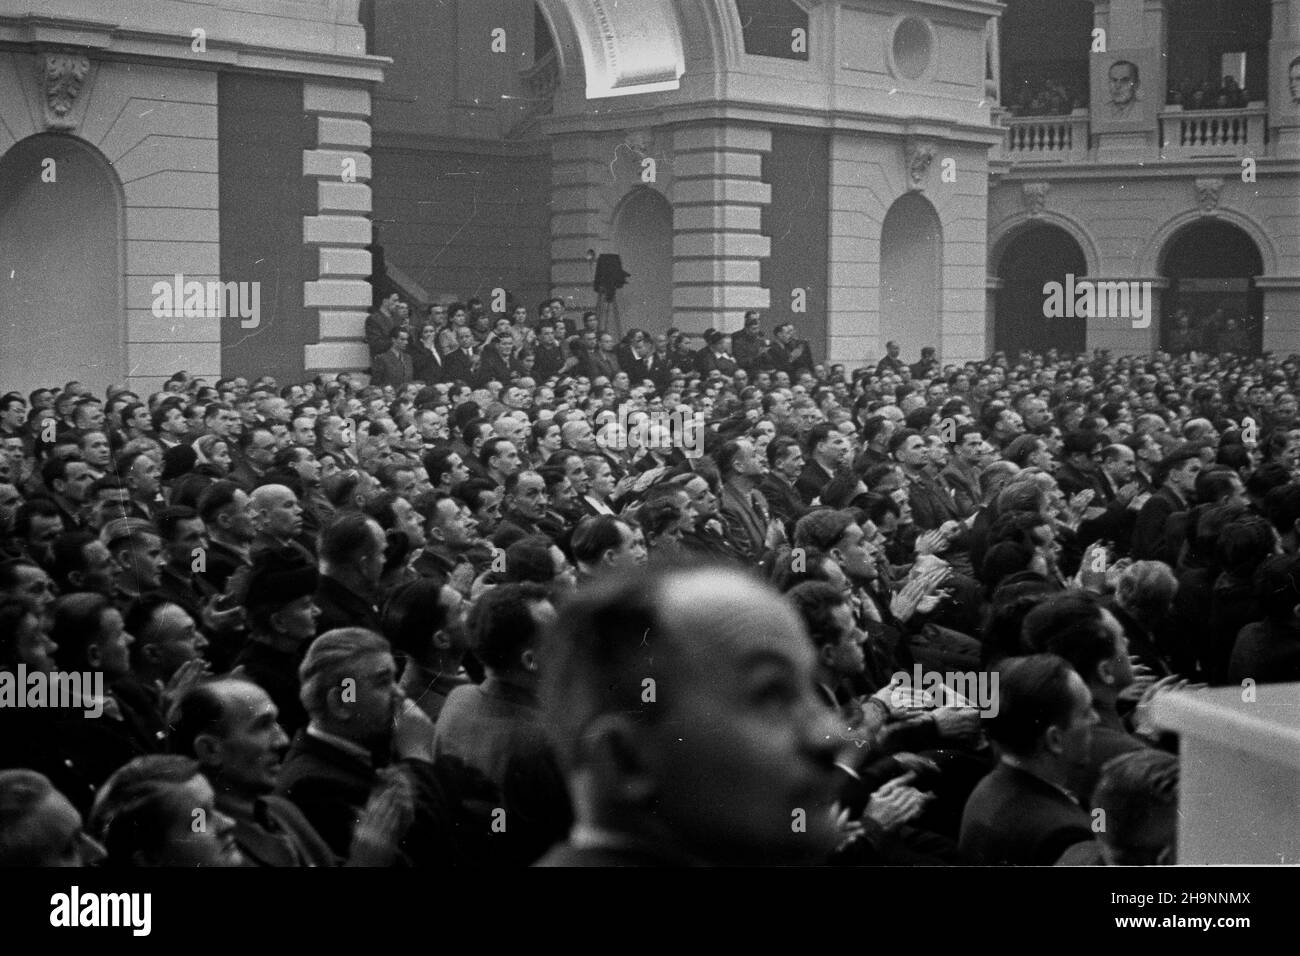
[1167,74,1252,110]
[1004,75,1087,117]
[3,293,1298,868]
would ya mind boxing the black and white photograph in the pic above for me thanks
[0,0,1296,929]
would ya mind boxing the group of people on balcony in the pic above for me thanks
[1006,71,1255,119]
[1006,76,1087,117]
[1168,75,1250,111]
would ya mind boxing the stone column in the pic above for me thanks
[670,124,771,338]
[1083,275,1167,354]
[1091,0,1162,161]
[985,276,1004,353]
[826,131,878,367]
[1258,277,1300,353]
[302,82,375,376]
[1270,0,1300,154]
[548,133,611,315]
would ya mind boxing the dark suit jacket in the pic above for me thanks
[905,468,961,531]
[719,481,770,562]
[371,348,414,387]
[473,348,513,389]
[364,310,397,358]
[1055,460,1104,499]
[794,460,835,505]
[533,342,565,381]
[409,343,447,384]
[758,472,807,533]
[275,731,377,859]
[314,573,383,635]
[1229,619,1300,685]
[940,460,981,519]
[442,349,476,385]
[1131,485,1188,564]
[432,677,573,865]
[959,762,1092,865]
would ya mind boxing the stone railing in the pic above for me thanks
[1159,103,1267,159]
[1002,110,1090,163]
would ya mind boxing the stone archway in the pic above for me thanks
[993,222,1088,357]
[1159,220,1264,355]
[0,133,125,396]
[534,0,688,99]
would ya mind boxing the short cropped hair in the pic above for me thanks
[1093,749,1179,857]
[88,755,204,868]
[467,582,550,674]
[985,654,1079,758]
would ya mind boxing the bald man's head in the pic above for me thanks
[542,565,841,865]
[249,484,303,540]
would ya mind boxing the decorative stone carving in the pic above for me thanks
[623,129,656,157]
[904,139,936,189]
[1195,177,1223,214]
[1022,182,1050,216]
[39,52,90,130]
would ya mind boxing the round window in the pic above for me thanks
[892,17,933,80]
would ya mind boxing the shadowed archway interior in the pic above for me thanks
[994,223,1088,357]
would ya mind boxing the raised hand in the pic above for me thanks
[864,775,930,833]
[348,768,416,867]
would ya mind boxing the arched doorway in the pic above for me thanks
[0,134,124,396]
[612,187,673,335]
[994,223,1088,357]
[880,193,942,360]
[1160,221,1263,355]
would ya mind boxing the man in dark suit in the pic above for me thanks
[892,429,960,531]
[1021,592,1152,806]
[717,439,774,562]
[532,325,566,381]
[536,566,842,866]
[1131,445,1202,563]
[313,513,385,635]
[276,627,493,865]
[364,293,402,361]
[1054,431,1105,499]
[795,423,849,505]
[959,654,1096,865]
[759,437,808,534]
[761,323,814,377]
[433,583,572,866]
[371,329,414,388]
[472,335,514,389]
[442,326,478,385]
[1079,443,1144,553]
[940,424,984,519]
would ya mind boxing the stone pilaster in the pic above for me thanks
[302,82,375,376]
[669,124,771,337]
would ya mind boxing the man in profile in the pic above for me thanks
[536,565,842,866]
[959,654,1097,865]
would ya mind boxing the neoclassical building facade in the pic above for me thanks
[1,0,1298,394]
